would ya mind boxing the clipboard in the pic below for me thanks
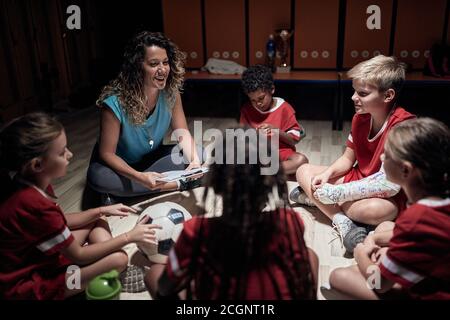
[156,167,208,183]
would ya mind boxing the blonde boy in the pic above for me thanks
[290,55,415,253]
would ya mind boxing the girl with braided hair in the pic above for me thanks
[145,128,318,299]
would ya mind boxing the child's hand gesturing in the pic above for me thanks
[257,123,277,137]
[99,203,138,217]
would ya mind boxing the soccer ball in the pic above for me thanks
[136,201,192,264]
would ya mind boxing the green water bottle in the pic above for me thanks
[86,270,122,300]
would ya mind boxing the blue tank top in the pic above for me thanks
[103,93,172,164]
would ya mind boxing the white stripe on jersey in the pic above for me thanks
[381,255,424,284]
[287,129,300,137]
[36,226,71,252]
[169,248,183,277]
[347,133,353,143]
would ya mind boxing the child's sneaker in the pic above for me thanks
[331,217,357,247]
[289,187,316,206]
[343,226,368,254]
[120,265,146,293]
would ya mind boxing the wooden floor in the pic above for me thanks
[54,106,354,300]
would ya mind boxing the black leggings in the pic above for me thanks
[87,143,203,197]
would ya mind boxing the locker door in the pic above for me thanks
[293,0,340,69]
[204,0,246,66]
[248,0,291,66]
[343,0,393,68]
[394,0,447,69]
[162,0,204,68]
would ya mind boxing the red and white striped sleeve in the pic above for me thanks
[379,254,425,288]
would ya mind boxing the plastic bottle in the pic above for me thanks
[266,34,276,72]
[86,270,122,300]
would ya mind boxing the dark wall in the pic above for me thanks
[94,1,164,81]
[0,0,164,123]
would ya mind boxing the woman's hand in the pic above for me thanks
[99,203,137,217]
[138,172,167,190]
[126,215,162,245]
[186,161,202,171]
[311,171,332,192]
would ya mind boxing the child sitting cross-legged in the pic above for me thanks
[144,128,318,299]
[327,118,450,300]
[0,112,161,299]
[240,64,308,176]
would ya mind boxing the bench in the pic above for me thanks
[184,71,450,130]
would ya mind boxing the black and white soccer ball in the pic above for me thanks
[137,201,192,264]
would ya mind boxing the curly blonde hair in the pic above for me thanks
[97,31,186,125]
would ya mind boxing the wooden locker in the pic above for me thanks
[447,10,450,44]
[204,0,246,66]
[163,0,204,68]
[248,0,291,66]
[0,31,18,117]
[343,0,393,68]
[293,0,340,69]
[394,0,447,69]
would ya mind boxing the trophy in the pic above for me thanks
[275,29,294,73]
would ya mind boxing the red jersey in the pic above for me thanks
[165,208,315,299]
[0,183,74,300]
[240,98,305,161]
[380,198,450,300]
[344,107,414,211]
[345,106,415,181]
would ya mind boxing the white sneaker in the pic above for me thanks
[289,187,316,207]
[331,218,356,246]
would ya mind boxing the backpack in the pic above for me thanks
[423,43,450,78]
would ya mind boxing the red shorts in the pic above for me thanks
[344,167,407,213]
[279,148,297,162]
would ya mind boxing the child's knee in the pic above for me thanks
[296,153,309,167]
[347,201,397,225]
[374,221,395,233]
[110,250,129,272]
[329,268,349,289]
[296,163,313,183]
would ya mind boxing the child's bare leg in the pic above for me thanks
[282,152,308,175]
[296,164,344,220]
[329,265,379,300]
[87,218,114,243]
[374,221,395,233]
[341,198,398,226]
[65,219,129,298]
[71,218,113,246]
[64,250,129,298]
[144,263,166,298]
